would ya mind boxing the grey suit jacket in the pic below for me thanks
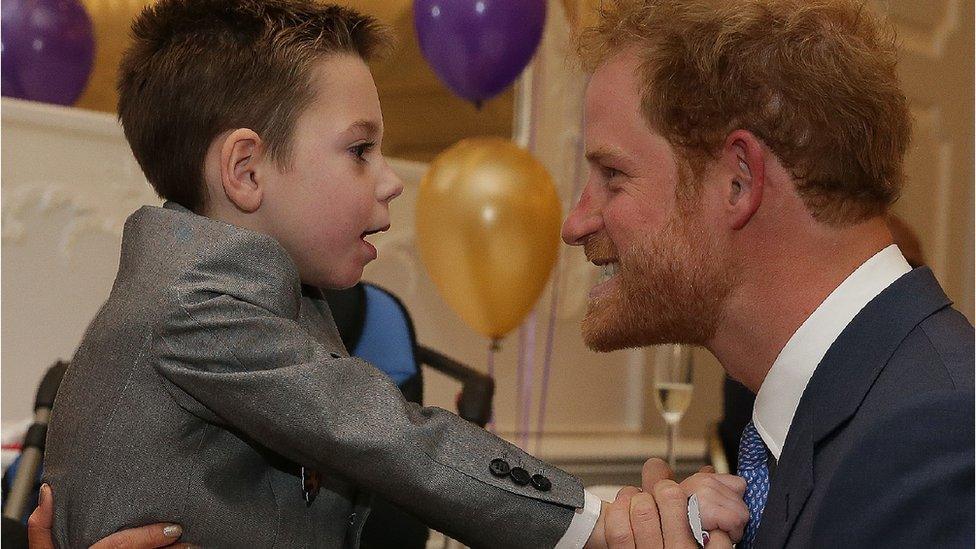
[43,203,583,548]
[754,267,975,548]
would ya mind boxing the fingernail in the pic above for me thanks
[39,483,51,505]
[703,531,710,545]
[163,524,182,537]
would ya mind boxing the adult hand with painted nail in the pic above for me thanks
[28,484,191,549]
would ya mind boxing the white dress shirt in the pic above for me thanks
[753,245,912,459]
[556,490,603,548]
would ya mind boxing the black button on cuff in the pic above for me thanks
[531,474,552,491]
[489,458,512,477]
[510,467,531,486]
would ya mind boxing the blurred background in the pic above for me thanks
[2,0,973,491]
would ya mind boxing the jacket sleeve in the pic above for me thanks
[810,389,974,548]
[152,242,583,548]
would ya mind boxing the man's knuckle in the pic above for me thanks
[631,503,657,523]
[607,528,634,546]
[653,479,683,499]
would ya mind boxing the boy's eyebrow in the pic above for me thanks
[345,119,381,137]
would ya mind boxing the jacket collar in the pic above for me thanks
[756,267,952,547]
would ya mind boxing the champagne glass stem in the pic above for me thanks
[666,421,678,472]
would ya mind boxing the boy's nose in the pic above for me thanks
[379,161,404,204]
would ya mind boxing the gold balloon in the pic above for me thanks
[416,137,562,340]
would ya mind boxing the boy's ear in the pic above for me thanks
[722,130,765,230]
[219,128,265,213]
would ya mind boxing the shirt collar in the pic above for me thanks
[752,245,912,459]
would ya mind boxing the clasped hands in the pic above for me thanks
[585,458,748,549]
[27,458,747,549]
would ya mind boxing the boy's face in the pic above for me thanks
[259,54,403,289]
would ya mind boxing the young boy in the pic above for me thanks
[41,1,597,547]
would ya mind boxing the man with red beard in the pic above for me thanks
[562,0,974,547]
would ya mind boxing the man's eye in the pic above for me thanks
[604,166,621,179]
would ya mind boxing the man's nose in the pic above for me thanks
[561,188,603,246]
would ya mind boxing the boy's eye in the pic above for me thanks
[349,142,375,162]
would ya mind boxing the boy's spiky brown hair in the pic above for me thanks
[118,0,391,212]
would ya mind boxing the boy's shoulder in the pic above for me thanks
[118,202,303,316]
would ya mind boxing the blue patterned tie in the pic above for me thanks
[737,421,770,548]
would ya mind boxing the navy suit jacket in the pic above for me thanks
[755,267,974,548]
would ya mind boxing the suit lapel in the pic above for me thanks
[755,267,952,547]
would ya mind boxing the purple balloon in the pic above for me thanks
[2,0,95,106]
[413,0,546,105]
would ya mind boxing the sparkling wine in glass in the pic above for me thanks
[653,345,694,471]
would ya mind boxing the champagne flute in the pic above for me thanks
[653,344,694,471]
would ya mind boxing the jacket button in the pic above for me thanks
[531,474,552,491]
[348,512,357,525]
[489,458,511,477]
[510,467,531,486]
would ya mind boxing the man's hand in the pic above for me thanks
[584,459,733,548]
[27,483,191,549]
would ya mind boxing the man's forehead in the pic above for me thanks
[583,50,653,159]
[584,50,643,121]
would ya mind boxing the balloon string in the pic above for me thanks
[487,340,498,433]
[534,264,561,452]
[515,325,525,440]
[535,108,588,452]
[515,16,546,450]
[519,310,537,449]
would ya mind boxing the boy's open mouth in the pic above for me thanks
[361,225,390,239]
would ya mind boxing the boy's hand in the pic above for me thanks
[28,483,192,549]
[676,466,749,544]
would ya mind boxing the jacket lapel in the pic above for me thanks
[755,267,952,547]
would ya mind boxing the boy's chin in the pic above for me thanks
[300,266,364,290]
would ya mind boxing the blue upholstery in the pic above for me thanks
[353,285,418,385]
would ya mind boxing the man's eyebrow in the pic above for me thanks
[585,146,632,166]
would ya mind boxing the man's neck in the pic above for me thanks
[706,218,893,393]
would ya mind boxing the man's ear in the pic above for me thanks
[219,128,265,213]
[722,130,765,230]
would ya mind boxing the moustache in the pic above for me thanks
[583,235,618,264]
